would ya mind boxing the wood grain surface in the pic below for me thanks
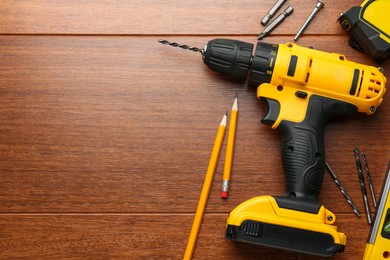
[0,0,389,259]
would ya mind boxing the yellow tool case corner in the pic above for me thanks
[339,0,390,61]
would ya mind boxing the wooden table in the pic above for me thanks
[0,1,389,259]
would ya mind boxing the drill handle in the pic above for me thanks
[264,95,357,205]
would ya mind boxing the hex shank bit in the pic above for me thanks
[258,6,294,40]
[261,0,288,26]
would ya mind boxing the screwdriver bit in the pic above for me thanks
[261,0,288,26]
[325,161,361,217]
[258,6,294,40]
[362,152,378,208]
[294,0,324,41]
[354,148,372,224]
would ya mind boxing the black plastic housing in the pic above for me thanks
[248,42,278,87]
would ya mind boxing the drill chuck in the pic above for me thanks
[203,39,253,81]
[203,39,278,87]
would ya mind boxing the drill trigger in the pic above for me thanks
[261,97,280,126]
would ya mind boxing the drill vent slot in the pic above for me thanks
[364,71,384,99]
[370,79,381,85]
[305,73,310,83]
[305,59,312,83]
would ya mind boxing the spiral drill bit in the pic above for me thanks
[362,152,378,208]
[325,161,361,217]
[158,40,204,54]
[354,147,372,224]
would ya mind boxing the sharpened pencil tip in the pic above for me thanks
[232,96,238,111]
[220,113,227,127]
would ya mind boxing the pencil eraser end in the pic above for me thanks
[221,191,228,199]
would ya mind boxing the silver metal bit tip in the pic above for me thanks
[258,32,266,40]
[325,161,361,217]
[158,40,204,54]
[258,6,293,40]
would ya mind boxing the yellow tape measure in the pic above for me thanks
[339,0,390,61]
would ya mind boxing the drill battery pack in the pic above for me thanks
[338,0,390,61]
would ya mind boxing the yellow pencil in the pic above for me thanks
[183,113,227,260]
[221,96,238,199]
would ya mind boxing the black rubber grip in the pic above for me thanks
[276,95,357,207]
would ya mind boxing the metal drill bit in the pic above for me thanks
[325,161,361,217]
[158,40,204,54]
[261,0,288,26]
[362,152,378,208]
[258,6,294,40]
[354,147,372,224]
[294,0,324,41]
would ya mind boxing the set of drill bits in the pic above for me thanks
[258,0,324,40]
[326,148,378,224]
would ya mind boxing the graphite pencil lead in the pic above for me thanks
[220,113,227,127]
[232,96,238,111]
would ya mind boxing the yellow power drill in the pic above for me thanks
[159,38,387,256]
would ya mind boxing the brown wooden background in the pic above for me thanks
[0,0,389,259]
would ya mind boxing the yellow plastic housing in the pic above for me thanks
[360,0,390,44]
[257,42,387,128]
[227,196,346,246]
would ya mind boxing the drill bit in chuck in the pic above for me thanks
[325,161,361,217]
[354,147,372,224]
[158,40,204,54]
[258,6,294,40]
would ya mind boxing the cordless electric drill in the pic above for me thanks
[159,39,387,256]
